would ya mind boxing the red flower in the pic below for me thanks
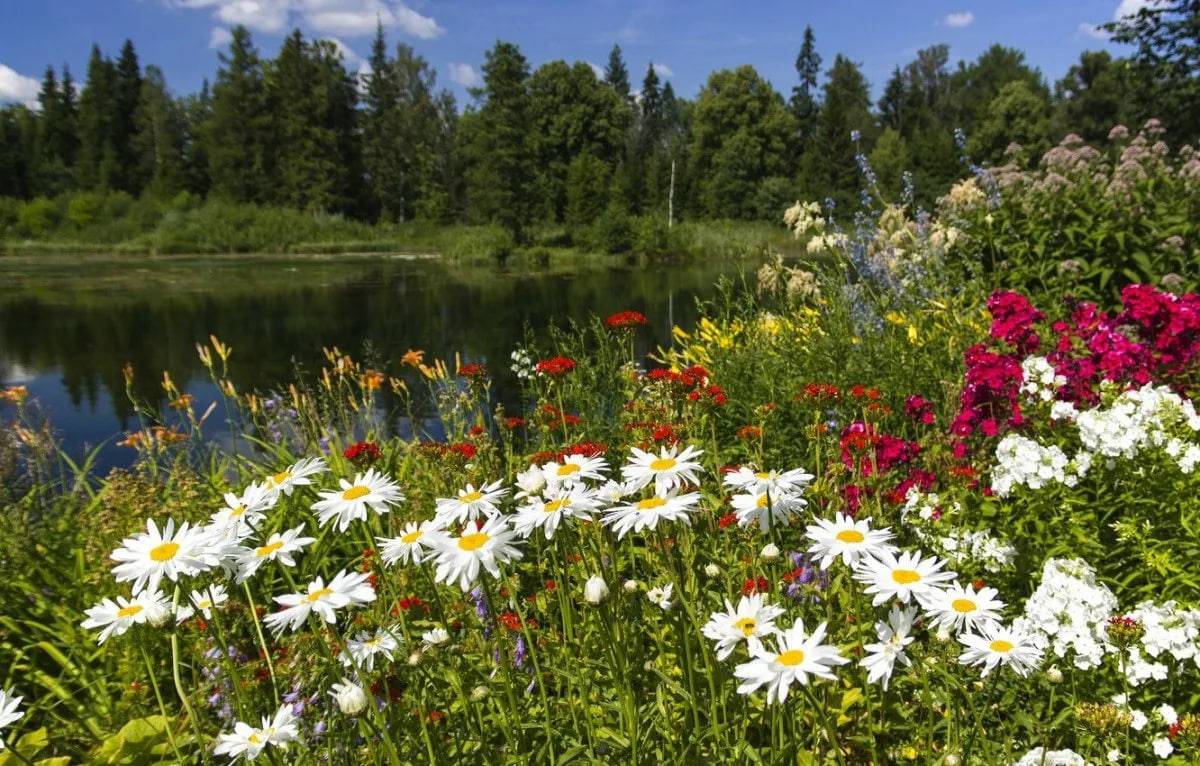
[468,424,485,437]
[544,579,557,591]
[343,440,382,463]
[605,310,648,329]
[535,356,576,377]
[718,513,738,529]
[497,611,522,632]
[458,363,487,379]
[736,425,762,441]
[448,442,477,461]
[504,416,527,429]
[741,577,769,596]
[651,424,678,443]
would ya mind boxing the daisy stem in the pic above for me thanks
[138,643,184,764]
[168,607,211,765]
[242,581,281,705]
[512,586,558,763]
[803,684,847,766]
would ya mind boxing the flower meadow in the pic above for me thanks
[3,188,1200,764]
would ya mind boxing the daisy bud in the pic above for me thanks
[1045,664,1064,684]
[759,543,780,561]
[623,579,640,593]
[470,685,490,702]
[704,564,721,577]
[584,575,609,605]
[329,679,368,716]
[944,755,961,766]
[408,651,423,666]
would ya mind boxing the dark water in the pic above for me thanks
[0,252,753,472]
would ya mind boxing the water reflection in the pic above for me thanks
[0,253,752,471]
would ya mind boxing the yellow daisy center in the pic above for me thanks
[248,733,262,744]
[149,542,180,562]
[951,598,977,613]
[756,495,769,508]
[557,464,581,476]
[401,530,423,544]
[197,599,212,609]
[836,529,865,544]
[776,649,805,666]
[735,617,757,637]
[637,497,668,511]
[116,604,144,619]
[229,504,247,517]
[307,587,333,603]
[342,485,371,501]
[460,490,484,503]
[256,540,285,558]
[272,470,290,485]
[989,639,1014,653]
[891,569,921,585]
[544,499,571,513]
[649,457,677,471]
[754,471,771,479]
[458,532,490,551]
[366,637,381,647]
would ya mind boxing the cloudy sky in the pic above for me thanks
[0,1,1151,109]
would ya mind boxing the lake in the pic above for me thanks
[0,252,757,472]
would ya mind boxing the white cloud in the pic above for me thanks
[587,61,605,79]
[169,0,443,38]
[0,63,40,108]
[652,63,672,78]
[943,11,974,28]
[447,62,482,89]
[326,37,363,67]
[1078,22,1109,39]
[209,26,233,48]
[1114,0,1155,19]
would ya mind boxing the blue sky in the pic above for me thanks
[0,1,1148,110]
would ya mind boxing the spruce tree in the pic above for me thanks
[76,45,117,189]
[132,65,186,198]
[803,55,873,211]
[207,26,272,202]
[112,40,143,192]
[790,26,822,141]
[604,44,631,101]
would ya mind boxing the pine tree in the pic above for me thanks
[604,44,631,101]
[207,26,272,202]
[790,26,822,142]
[76,45,117,189]
[111,40,143,192]
[362,23,401,220]
[132,65,186,198]
[803,55,873,211]
[181,79,212,196]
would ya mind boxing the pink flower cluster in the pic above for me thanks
[988,290,1044,354]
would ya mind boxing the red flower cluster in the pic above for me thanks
[687,384,728,407]
[988,290,1045,354]
[736,425,762,441]
[839,421,919,476]
[904,395,935,425]
[741,577,769,596]
[394,596,429,615]
[798,382,840,401]
[539,403,581,430]
[535,356,576,377]
[457,362,487,379]
[503,416,527,429]
[419,441,478,461]
[850,384,881,400]
[605,310,648,329]
[950,345,1025,450]
[528,441,609,465]
[646,365,711,389]
[343,440,382,464]
[718,512,738,528]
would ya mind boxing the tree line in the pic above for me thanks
[0,2,1196,241]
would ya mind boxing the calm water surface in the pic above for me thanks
[0,252,754,472]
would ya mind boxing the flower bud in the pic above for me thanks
[944,754,962,766]
[329,679,368,716]
[584,575,609,605]
[470,685,490,702]
[408,651,423,666]
[704,564,721,578]
[759,543,780,561]
[1045,665,1064,684]
[623,579,640,593]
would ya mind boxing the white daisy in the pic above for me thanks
[734,619,849,704]
[925,582,1004,634]
[702,594,786,660]
[513,465,547,499]
[209,482,275,538]
[263,457,327,498]
[805,513,896,569]
[431,516,524,591]
[722,466,814,496]
[235,525,316,583]
[601,490,702,539]
[434,480,509,525]
[511,484,600,539]
[958,622,1044,677]
[214,705,298,761]
[621,444,705,494]
[111,518,219,595]
[422,627,450,646]
[0,688,24,751]
[854,549,956,608]
[646,583,674,611]
[730,489,806,532]
[176,584,230,623]
[262,570,376,634]
[860,606,917,690]
[311,468,403,532]
[341,628,400,671]
[540,454,609,486]
[81,590,172,644]
[596,480,630,504]
[377,518,445,566]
